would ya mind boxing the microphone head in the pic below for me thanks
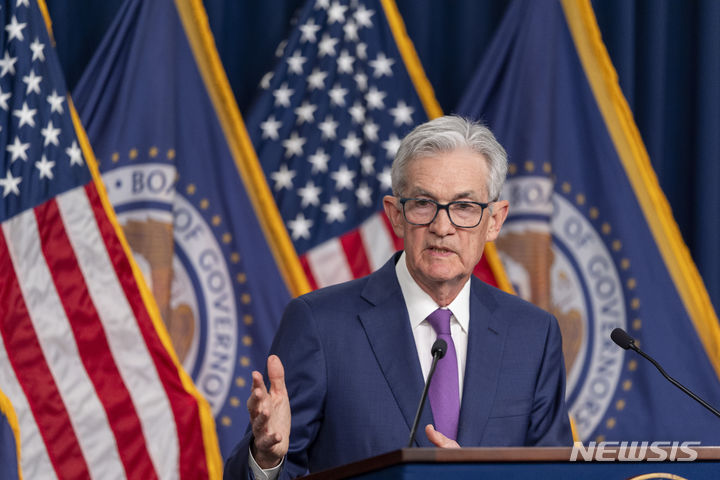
[611,328,635,350]
[431,339,447,359]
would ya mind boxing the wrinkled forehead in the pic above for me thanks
[405,149,490,200]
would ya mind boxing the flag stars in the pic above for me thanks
[331,164,356,190]
[288,213,313,240]
[309,148,330,173]
[294,101,317,124]
[0,87,11,110]
[282,131,306,157]
[360,155,375,175]
[30,37,45,61]
[260,115,282,140]
[322,197,347,223]
[354,5,375,28]
[343,21,359,42]
[298,180,322,207]
[318,34,339,57]
[369,53,394,78]
[328,83,348,107]
[22,69,42,95]
[287,50,307,75]
[354,72,368,91]
[47,90,65,113]
[381,134,401,158]
[41,120,61,146]
[35,155,55,179]
[337,49,355,74]
[13,101,37,127]
[356,182,373,207]
[5,15,26,42]
[299,18,321,43]
[365,86,386,109]
[275,39,288,58]
[356,42,367,60]
[340,132,362,158]
[0,51,17,77]
[349,101,366,124]
[272,82,294,107]
[363,120,379,141]
[66,140,83,166]
[318,115,338,140]
[327,1,348,23]
[377,166,392,191]
[6,136,30,162]
[389,100,414,126]
[260,71,273,89]
[271,164,296,191]
[307,68,327,90]
[0,170,21,197]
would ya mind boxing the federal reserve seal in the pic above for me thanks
[497,169,638,440]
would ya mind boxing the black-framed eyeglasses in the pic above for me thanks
[399,197,490,228]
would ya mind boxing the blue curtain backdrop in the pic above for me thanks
[46,0,720,311]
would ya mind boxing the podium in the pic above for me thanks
[300,447,720,479]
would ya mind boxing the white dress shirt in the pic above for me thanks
[394,251,470,400]
[250,252,472,479]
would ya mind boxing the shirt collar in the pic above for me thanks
[395,251,470,333]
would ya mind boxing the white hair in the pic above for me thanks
[391,115,508,201]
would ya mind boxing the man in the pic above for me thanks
[224,116,572,479]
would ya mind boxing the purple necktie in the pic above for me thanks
[426,308,460,440]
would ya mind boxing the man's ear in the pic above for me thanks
[383,195,405,239]
[485,200,509,242]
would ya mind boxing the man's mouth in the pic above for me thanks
[427,246,454,255]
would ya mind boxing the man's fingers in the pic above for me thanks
[425,424,460,448]
[267,355,288,396]
[247,371,271,419]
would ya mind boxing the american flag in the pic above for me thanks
[245,0,506,290]
[245,0,436,289]
[0,1,220,478]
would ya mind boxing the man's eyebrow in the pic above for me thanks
[408,188,482,201]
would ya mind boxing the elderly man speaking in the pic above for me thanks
[224,115,572,479]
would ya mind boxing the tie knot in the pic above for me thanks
[426,308,452,335]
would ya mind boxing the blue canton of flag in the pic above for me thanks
[0,0,89,218]
[245,0,432,289]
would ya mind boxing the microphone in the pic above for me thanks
[610,327,720,419]
[407,339,447,447]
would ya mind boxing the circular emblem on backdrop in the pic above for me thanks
[103,163,238,416]
[497,170,640,440]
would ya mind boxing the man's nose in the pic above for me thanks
[428,207,455,235]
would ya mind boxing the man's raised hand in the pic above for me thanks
[247,355,291,469]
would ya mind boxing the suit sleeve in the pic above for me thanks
[224,297,327,479]
[527,314,574,446]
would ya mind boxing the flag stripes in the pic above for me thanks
[301,211,399,288]
[85,182,208,479]
[0,211,95,479]
[0,182,213,478]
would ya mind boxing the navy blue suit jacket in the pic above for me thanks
[224,253,572,479]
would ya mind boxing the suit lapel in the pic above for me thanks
[357,256,435,447]
[456,280,508,445]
